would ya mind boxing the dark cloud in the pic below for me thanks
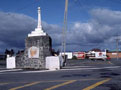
[0,8,121,53]
[0,11,63,53]
[0,11,36,52]
[90,9,121,25]
[48,8,121,51]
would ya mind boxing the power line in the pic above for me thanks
[73,0,88,11]
[74,0,121,10]
[109,0,121,4]
[115,35,120,60]
[14,0,39,13]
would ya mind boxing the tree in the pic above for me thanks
[72,56,77,60]
[4,49,14,56]
[5,49,10,55]
[10,49,14,56]
[56,49,60,55]
[51,49,55,56]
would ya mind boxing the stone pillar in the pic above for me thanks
[24,35,52,69]
[37,7,42,29]
[16,35,52,69]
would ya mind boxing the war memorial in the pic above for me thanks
[16,7,52,69]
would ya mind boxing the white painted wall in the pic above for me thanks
[6,56,16,69]
[89,51,107,59]
[46,56,61,70]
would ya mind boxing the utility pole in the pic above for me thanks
[116,36,119,60]
[61,0,68,65]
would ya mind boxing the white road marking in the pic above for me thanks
[20,70,57,73]
[102,66,120,69]
[0,69,57,74]
[64,66,93,68]
[61,66,121,71]
[0,66,120,74]
[0,69,22,73]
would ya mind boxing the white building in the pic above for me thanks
[60,52,73,59]
[87,51,107,60]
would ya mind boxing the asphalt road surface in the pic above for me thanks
[0,59,121,90]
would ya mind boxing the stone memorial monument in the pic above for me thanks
[16,7,52,69]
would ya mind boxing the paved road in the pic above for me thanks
[0,60,121,90]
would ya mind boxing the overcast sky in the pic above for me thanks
[0,0,121,53]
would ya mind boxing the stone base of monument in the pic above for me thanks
[16,35,52,69]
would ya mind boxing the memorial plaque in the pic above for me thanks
[28,46,39,58]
